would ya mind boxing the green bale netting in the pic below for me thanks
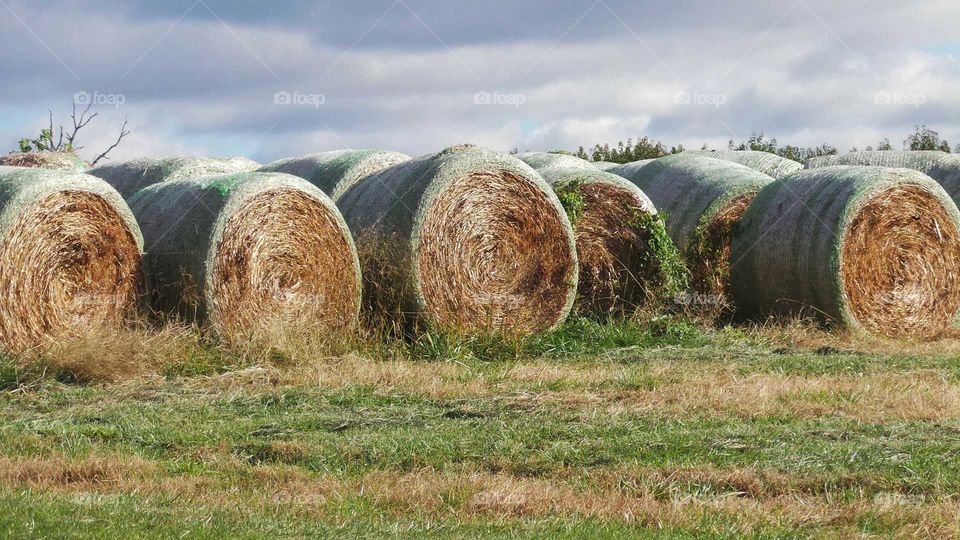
[731,166,960,339]
[685,150,802,179]
[128,172,361,341]
[805,151,960,204]
[624,153,773,302]
[257,149,410,201]
[0,167,144,352]
[89,156,261,199]
[590,161,622,172]
[337,145,578,336]
[518,153,687,316]
[608,159,655,180]
[0,151,89,171]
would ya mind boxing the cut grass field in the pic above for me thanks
[2,318,960,538]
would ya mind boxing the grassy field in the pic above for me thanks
[2,318,960,538]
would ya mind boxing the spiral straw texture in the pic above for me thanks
[0,167,143,352]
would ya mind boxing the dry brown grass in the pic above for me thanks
[2,453,958,536]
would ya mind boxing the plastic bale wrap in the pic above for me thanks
[337,145,578,336]
[0,167,144,352]
[89,156,261,199]
[0,152,89,171]
[731,166,960,339]
[590,161,622,172]
[624,154,773,303]
[257,149,410,201]
[518,153,687,316]
[685,150,802,179]
[516,152,596,173]
[128,172,361,341]
[806,151,960,204]
[608,159,655,180]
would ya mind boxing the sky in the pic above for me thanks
[0,0,957,164]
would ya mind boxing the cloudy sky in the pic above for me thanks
[1,0,957,163]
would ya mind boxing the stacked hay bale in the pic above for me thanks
[518,153,686,317]
[685,150,802,179]
[0,167,143,352]
[257,149,410,200]
[0,152,88,171]
[337,145,578,335]
[608,159,655,180]
[515,152,596,173]
[88,156,261,198]
[731,167,960,338]
[128,172,361,340]
[622,154,773,305]
[806,151,960,203]
[591,161,622,172]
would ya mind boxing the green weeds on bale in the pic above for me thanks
[553,180,587,226]
[626,210,689,305]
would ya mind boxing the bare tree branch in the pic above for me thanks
[90,119,130,166]
[65,101,97,151]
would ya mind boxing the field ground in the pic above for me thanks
[2,318,960,538]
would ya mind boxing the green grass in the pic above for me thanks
[2,318,960,537]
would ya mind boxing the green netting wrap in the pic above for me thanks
[0,152,89,171]
[731,166,960,339]
[590,161,622,172]
[623,154,773,302]
[257,149,411,201]
[685,150,802,179]
[337,145,578,335]
[88,156,262,199]
[0,167,144,352]
[127,172,361,340]
[608,159,655,180]
[805,151,960,204]
[518,153,687,316]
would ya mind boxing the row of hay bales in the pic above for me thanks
[3,145,959,353]
[604,149,960,339]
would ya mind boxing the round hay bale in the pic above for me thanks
[590,161,622,172]
[608,159,655,180]
[337,145,578,335]
[0,152,88,171]
[128,172,361,339]
[731,166,960,338]
[518,153,686,316]
[88,156,261,199]
[685,150,802,179]
[257,149,410,201]
[805,151,960,204]
[0,166,143,353]
[623,154,773,302]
